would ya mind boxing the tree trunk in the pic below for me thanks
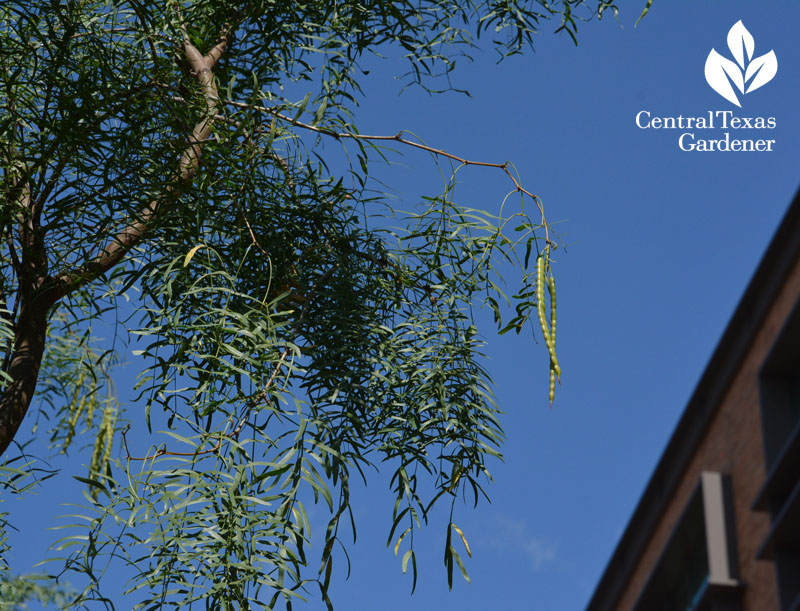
[0,34,229,456]
[0,295,50,455]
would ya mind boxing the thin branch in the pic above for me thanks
[222,98,550,243]
[158,90,549,240]
[242,212,269,257]
[121,423,224,460]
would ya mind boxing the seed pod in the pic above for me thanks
[64,394,86,452]
[102,401,115,471]
[546,272,561,383]
[547,273,556,347]
[537,247,562,406]
[86,388,98,429]
[536,251,552,349]
[89,426,104,480]
[101,420,113,476]
[63,369,87,449]
[89,399,116,492]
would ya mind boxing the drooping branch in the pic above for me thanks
[156,89,550,239]
[156,86,551,242]
[120,260,340,461]
[221,98,551,242]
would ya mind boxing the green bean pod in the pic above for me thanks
[89,427,104,478]
[101,407,114,472]
[536,252,552,348]
[547,272,561,383]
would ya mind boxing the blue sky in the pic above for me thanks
[320,2,800,609]
[7,1,800,609]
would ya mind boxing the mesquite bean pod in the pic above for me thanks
[537,246,562,406]
[101,413,113,473]
[536,251,552,348]
[89,426,104,479]
[89,399,116,497]
[547,272,561,382]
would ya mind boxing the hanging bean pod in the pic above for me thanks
[536,250,552,349]
[547,271,561,383]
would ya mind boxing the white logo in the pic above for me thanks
[705,21,777,107]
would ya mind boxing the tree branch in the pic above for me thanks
[0,128,51,454]
[0,30,230,456]
[222,98,550,242]
[52,32,229,302]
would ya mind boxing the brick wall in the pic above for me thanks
[613,252,800,611]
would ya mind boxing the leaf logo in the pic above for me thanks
[705,21,777,107]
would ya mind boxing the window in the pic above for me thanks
[634,472,741,611]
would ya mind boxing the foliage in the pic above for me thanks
[0,0,650,608]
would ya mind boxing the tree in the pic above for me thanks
[0,0,650,607]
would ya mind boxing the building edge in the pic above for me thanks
[586,186,800,611]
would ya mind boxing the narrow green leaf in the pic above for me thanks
[451,523,472,557]
[450,546,471,584]
[635,0,654,26]
[394,527,411,556]
[183,244,206,267]
[401,548,413,573]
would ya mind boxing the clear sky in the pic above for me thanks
[7,1,800,609]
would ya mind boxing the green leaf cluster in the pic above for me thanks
[0,0,652,607]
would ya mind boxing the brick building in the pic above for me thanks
[587,189,800,611]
